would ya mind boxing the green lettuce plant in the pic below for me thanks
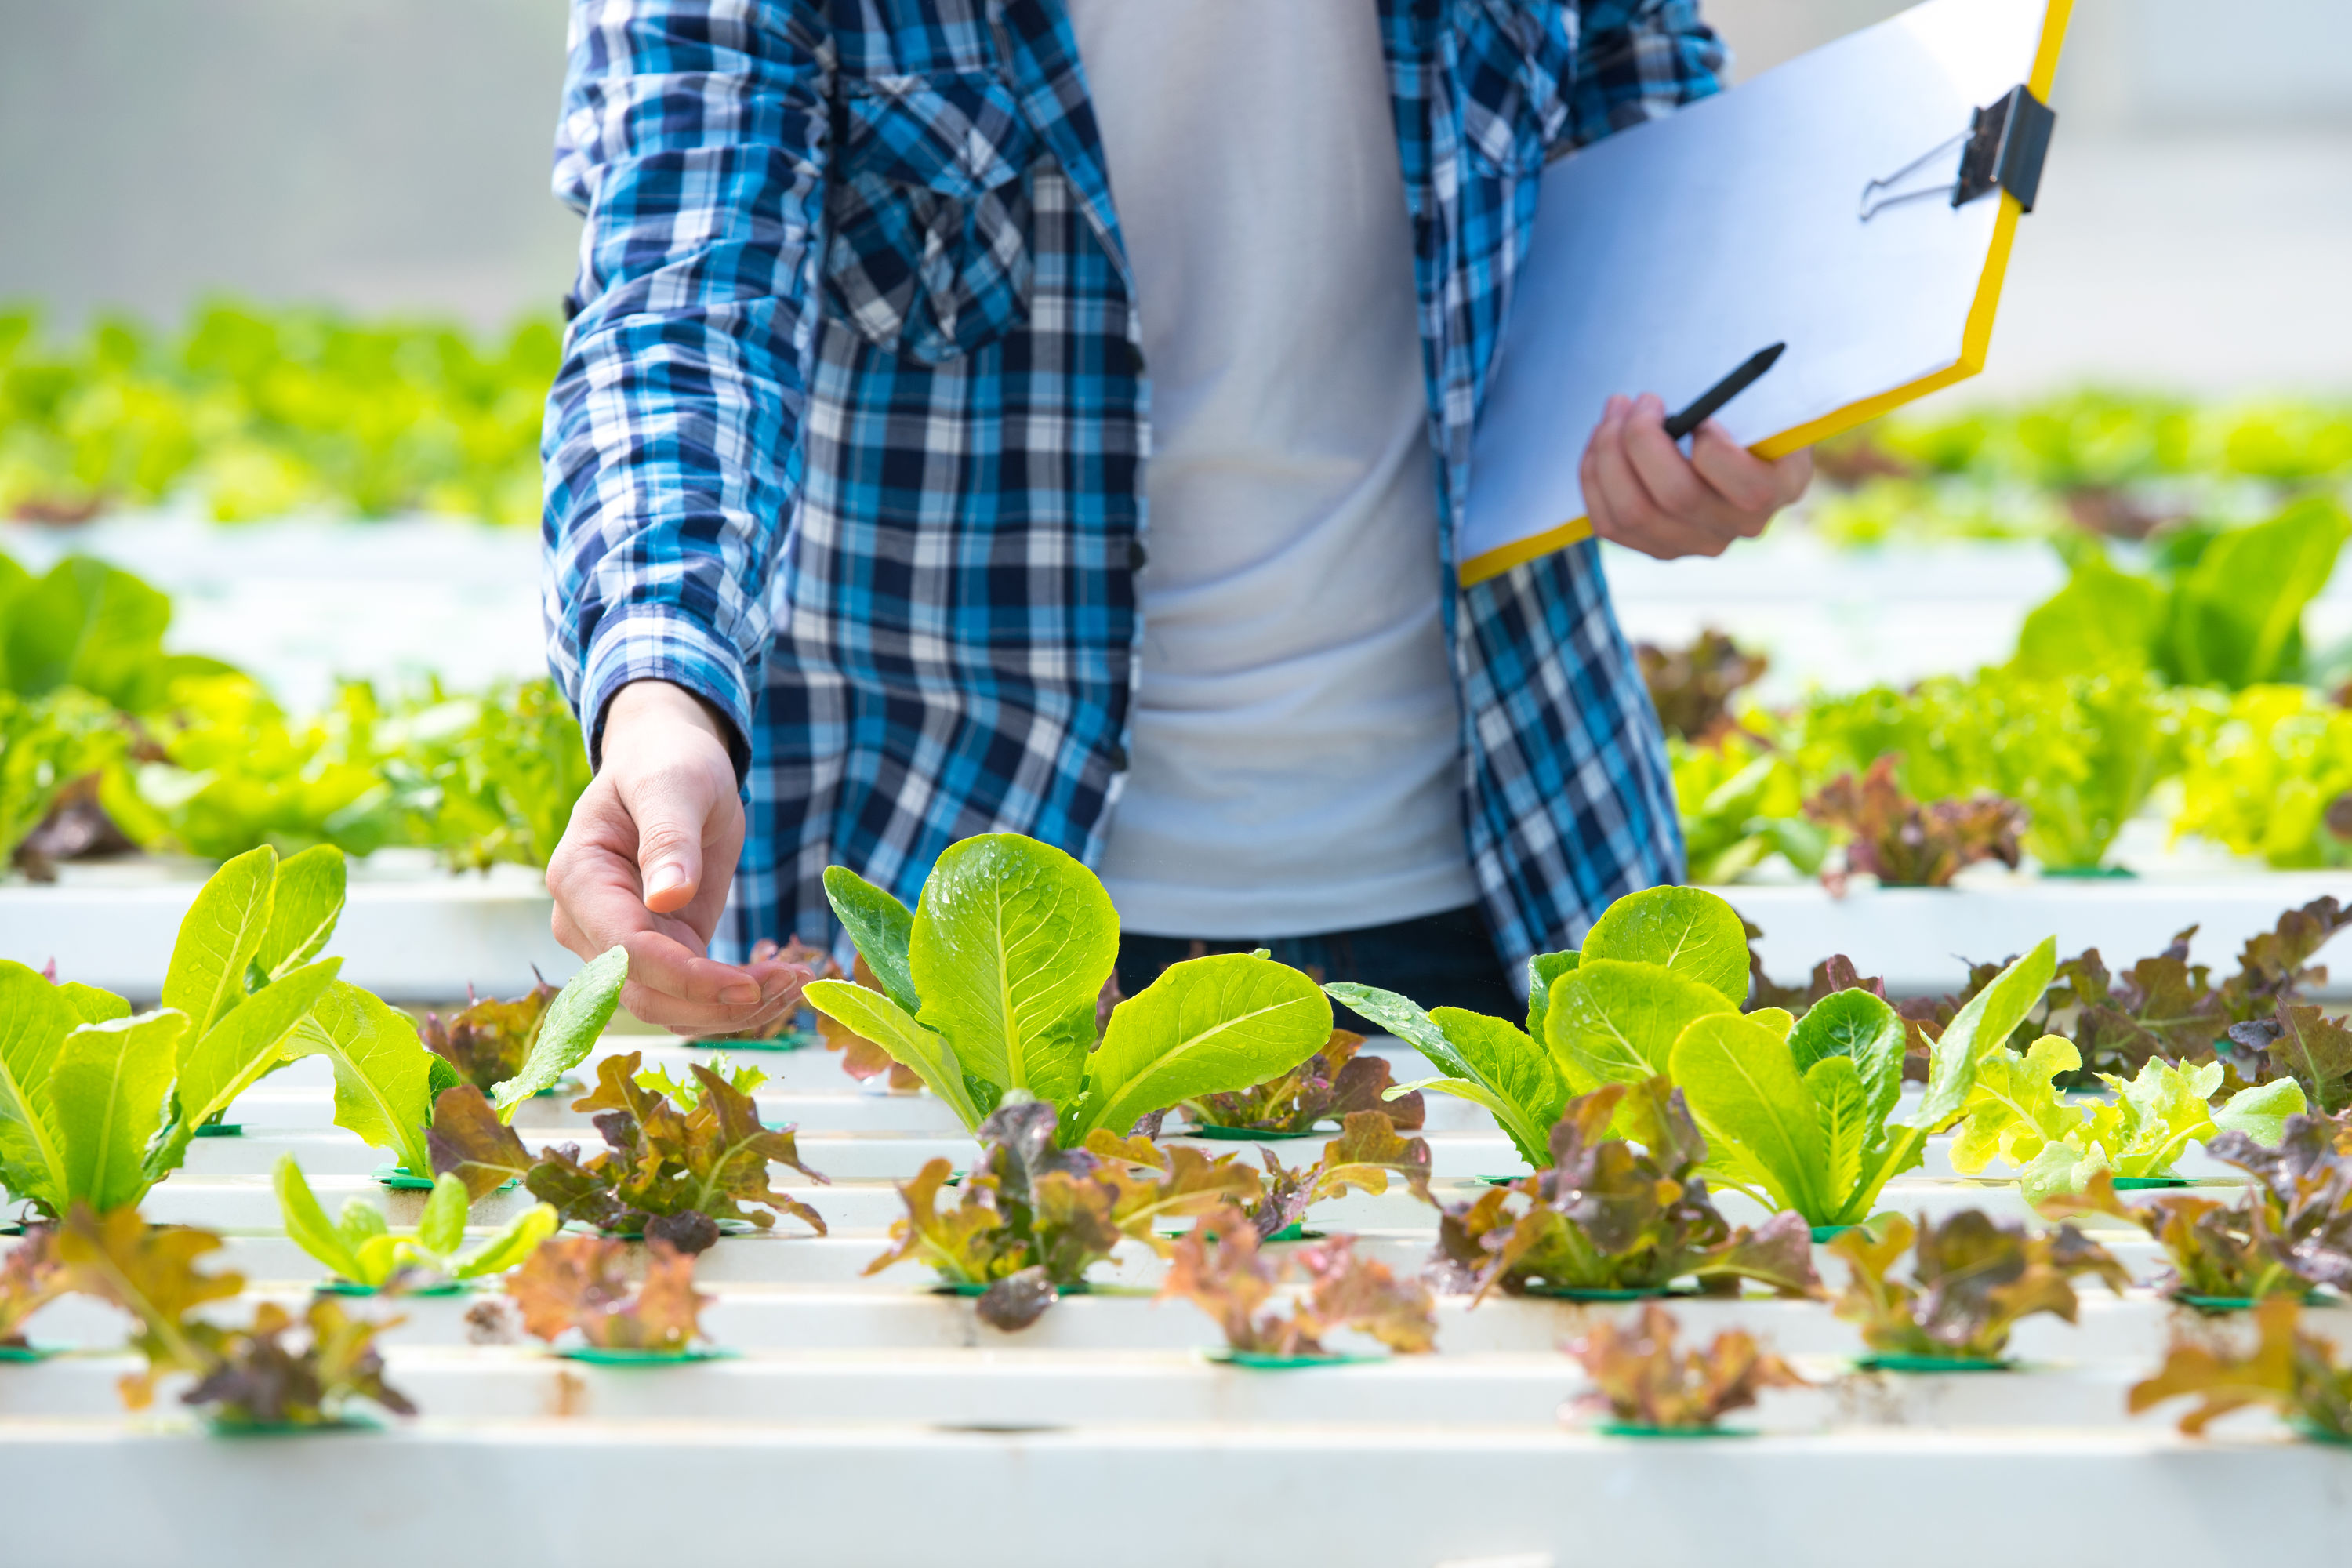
[2013,496,2352,691]
[1950,1037,2306,1203]
[0,687,129,873]
[0,844,347,1217]
[274,1154,554,1294]
[2176,684,2352,869]
[1669,731,1824,885]
[1341,883,2062,1229]
[804,834,1333,1145]
[1330,885,1753,1167]
[1794,666,2198,872]
[1672,942,2058,1229]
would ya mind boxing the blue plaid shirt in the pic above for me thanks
[543,0,1722,970]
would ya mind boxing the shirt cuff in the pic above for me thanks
[578,607,756,783]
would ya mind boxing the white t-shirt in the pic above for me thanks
[1071,0,1479,938]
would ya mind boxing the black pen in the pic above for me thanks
[1663,342,1786,441]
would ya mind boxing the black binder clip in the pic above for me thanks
[1859,84,2056,221]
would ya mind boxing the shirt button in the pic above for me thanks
[1127,537,1149,572]
[1115,339,1144,376]
[1106,742,1131,772]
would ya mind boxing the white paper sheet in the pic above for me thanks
[1462,0,2060,570]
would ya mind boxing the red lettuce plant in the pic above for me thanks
[1434,1080,1817,1301]
[1567,1302,1804,1432]
[2132,1296,2352,1439]
[1160,1206,1436,1359]
[506,1234,710,1354]
[1831,1210,2130,1363]
[1804,755,2025,889]
[426,1053,829,1253]
[53,1205,412,1425]
[2045,1116,2352,1303]
[1182,1031,1425,1135]
[868,1101,1257,1330]
[1246,1111,1435,1240]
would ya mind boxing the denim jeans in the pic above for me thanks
[1115,904,1519,1032]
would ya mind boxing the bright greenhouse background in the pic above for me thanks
[9,3,2352,1552]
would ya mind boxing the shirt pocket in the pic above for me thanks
[1454,0,1567,176]
[822,70,1039,365]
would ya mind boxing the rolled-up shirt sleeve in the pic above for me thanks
[541,0,829,778]
[1566,0,1726,151]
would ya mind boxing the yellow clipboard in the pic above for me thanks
[1458,0,2074,588]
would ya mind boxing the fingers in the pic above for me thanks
[1581,395,1811,560]
[1623,400,1753,539]
[1584,396,1737,560]
[1691,419,1814,519]
[544,700,783,1033]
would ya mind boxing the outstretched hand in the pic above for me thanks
[1580,392,1813,560]
[545,680,810,1035]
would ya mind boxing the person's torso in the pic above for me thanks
[1063,0,1478,938]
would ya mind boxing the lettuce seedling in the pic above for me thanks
[866,1100,1258,1330]
[1636,630,1768,746]
[1332,886,1753,1167]
[2131,1297,2352,1440]
[1566,1301,1805,1432]
[0,1224,61,1346]
[1831,1210,2130,1363]
[0,844,347,1217]
[2045,1116,2352,1302]
[1182,1031,1425,1135]
[1950,1037,2305,1204]
[416,977,558,1096]
[1160,1208,1436,1358]
[182,1298,416,1429]
[1676,942,2056,1227]
[506,1234,710,1354]
[1244,1111,1434,1241]
[1434,1080,1817,1301]
[428,1052,828,1253]
[804,835,1332,1145]
[1802,756,2025,888]
[274,1154,554,1293]
[49,1202,413,1425]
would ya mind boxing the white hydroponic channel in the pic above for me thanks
[4,1033,2350,1567]
[9,864,2352,1004]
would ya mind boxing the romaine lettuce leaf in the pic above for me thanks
[490,943,625,1115]
[0,960,78,1210]
[909,834,1117,1108]
[1065,953,1329,1142]
[284,980,437,1176]
[49,1011,187,1212]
